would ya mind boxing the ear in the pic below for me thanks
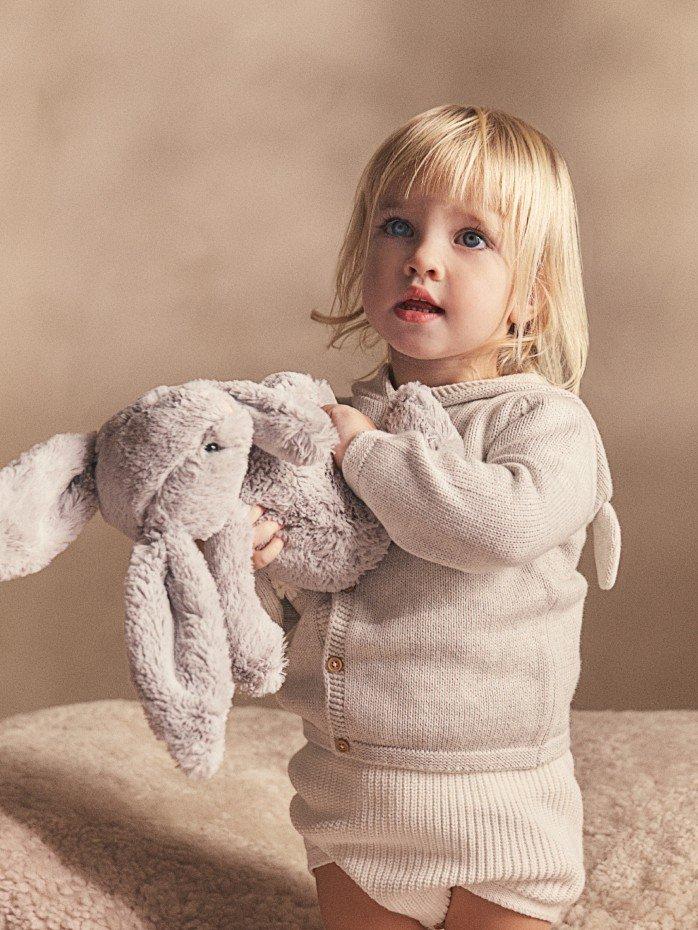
[510,279,539,327]
[123,524,235,779]
[0,432,99,581]
[509,303,533,328]
[212,374,338,466]
[202,503,288,696]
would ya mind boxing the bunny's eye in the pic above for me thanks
[204,442,221,453]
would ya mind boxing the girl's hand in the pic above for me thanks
[321,404,378,469]
[194,503,285,571]
[248,503,285,571]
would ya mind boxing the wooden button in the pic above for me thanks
[335,738,350,753]
[326,655,344,673]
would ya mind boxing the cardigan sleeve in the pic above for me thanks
[340,393,598,573]
[255,568,318,640]
[254,567,285,626]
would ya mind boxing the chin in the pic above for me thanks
[385,327,445,353]
[386,341,447,361]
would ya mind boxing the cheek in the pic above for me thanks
[362,249,391,305]
[456,262,510,306]
[452,279,510,338]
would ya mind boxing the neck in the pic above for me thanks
[388,350,500,388]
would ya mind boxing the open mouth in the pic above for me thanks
[393,300,445,322]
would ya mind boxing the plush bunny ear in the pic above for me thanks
[203,374,338,466]
[0,432,99,582]
[123,522,235,779]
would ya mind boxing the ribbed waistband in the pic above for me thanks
[302,719,571,773]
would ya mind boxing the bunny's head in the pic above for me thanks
[0,373,339,778]
[94,382,254,542]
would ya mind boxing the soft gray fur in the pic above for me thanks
[0,371,461,779]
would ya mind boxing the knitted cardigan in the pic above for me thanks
[256,362,621,773]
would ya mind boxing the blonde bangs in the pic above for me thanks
[311,104,589,394]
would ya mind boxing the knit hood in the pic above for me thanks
[350,362,621,590]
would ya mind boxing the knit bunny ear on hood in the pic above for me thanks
[592,501,621,590]
[588,422,622,590]
[0,432,99,581]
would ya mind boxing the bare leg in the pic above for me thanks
[313,862,426,930]
[443,886,552,930]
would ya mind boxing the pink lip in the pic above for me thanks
[395,285,442,308]
[393,305,443,324]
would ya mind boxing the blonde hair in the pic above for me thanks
[310,104,589,395]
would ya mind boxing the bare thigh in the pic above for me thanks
[443,886,552,930]
[313,862,424,930]
[312,863,552,930]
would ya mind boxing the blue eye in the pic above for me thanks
[458,229,487,249]
[379,217,487,249]
[381,217,412,237]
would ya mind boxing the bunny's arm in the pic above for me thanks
[203,508,287,697]
[201,539,285,627]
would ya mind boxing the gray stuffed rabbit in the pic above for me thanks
[0,371,462,778]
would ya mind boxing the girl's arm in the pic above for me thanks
[340,393,598,573]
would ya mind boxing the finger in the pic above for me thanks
[248,503,266,524]
[252,518,283,549]
[251,534,285,570]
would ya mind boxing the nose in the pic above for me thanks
[403,235,444,280]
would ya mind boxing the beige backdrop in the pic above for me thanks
[1,2,695,718]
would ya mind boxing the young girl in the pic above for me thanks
[250,104,621,930]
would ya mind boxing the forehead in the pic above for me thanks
[376,191,502,235]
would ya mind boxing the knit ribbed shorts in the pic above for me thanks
[287,740,585,928]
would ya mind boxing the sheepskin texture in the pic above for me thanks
[0,700,694,929]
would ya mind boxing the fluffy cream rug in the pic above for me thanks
[0,700,695,929]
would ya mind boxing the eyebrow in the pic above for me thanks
[376,201,501,236]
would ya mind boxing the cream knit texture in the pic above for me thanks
[289,739,585,927]
[265,363,620,773]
